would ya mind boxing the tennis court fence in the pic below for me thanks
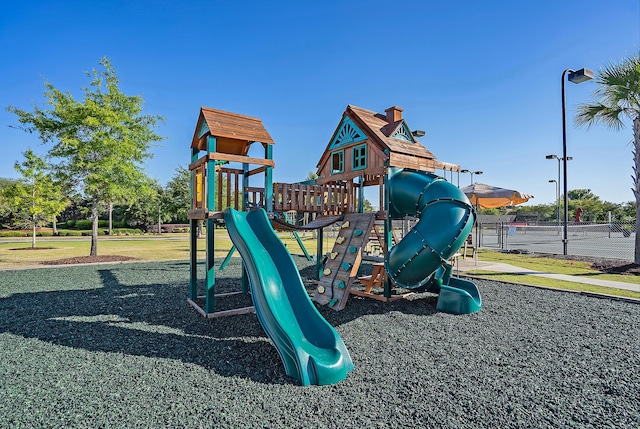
[476,221,635,262]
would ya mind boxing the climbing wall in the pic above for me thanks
[313,213,376,310]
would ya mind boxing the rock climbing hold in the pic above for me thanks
[323,268,331,276]
[329,298,337,307]
[349,246,357,253]
[330,252,338,259]
[337,280,345,289]
[336,236,346,244]
[341,221,350,229]
[341,262,352,271]
[317,286,325,294]
[353,229,363,237]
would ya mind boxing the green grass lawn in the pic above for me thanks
[0,231,320,268]
[466,249,640,299]
[1,234,638,299]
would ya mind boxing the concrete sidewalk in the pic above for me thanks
[455,257,640,293]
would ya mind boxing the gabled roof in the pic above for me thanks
[345,105,436,159]
[191,107,274,152]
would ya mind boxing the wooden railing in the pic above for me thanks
[273,182,357,215]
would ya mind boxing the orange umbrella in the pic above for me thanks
[461,183,533,209]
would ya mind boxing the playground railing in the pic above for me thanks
[273,182,357,215]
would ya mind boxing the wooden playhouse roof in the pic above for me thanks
[346,105,436,159]
[317,104,456,173]
[191,107,274,154]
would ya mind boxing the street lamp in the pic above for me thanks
[545,154,572,225]
[461,169,483,185]
[548,179,559,224]
[561,67,593,255]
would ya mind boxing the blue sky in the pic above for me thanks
[1,0,639,206]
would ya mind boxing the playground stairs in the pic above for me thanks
[369,220,399,249]
[313,212,376,311]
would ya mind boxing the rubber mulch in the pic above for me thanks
[0,258,638,428]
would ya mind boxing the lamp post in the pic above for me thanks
[546,154,572,225]
[461,169,483,185]
[548,179,559,224]
[561,67,593,255]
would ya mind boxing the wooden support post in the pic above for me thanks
[264,144,273,213]
[242,163,249,209]
[358,175,364,213]
[316,226,324,280]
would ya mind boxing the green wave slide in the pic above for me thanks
[223,207,354,386]
[386,168,482,314]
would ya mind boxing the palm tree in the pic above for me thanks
[575,52,640,263]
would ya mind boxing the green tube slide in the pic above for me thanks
[385,168,482,314]
[223,207,354,385]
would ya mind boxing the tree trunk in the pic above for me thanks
[108,202,113,236]
[32,215,36,249]
[633,116,640,265]
[52,217,58,235]
[90,203,99,257]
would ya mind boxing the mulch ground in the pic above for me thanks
[0,258,638,428]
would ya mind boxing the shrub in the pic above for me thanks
[66,220,76,228]
[111,228,143,236]
[37,231,53,237]
[113,221,127,228]
[173,227,190,233]
[57,222,68,229]
[75,220,92,230]
[98,220,109,228]
[0,231,28,237]
[81,229,107,236]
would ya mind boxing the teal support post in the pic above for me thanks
[241,263,249,294]
[293,231,312,261]
[264,145,273,212]
[383,157,392,299]
[220,245,236,270]
[189,219,198,300]
[316,227,324,280]
[189,147,199,301]
[206,136,217,212]
[205,136,217,313]
[205,218,216,313]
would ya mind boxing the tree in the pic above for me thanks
[3,150,67,247]
[576,52,640,263]
[8,58,163,256]
[164,166,191,223]
[0,178,19,228]
[568,189,599,201]
[116,179,165,231]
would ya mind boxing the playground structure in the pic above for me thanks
[187,105,482,385]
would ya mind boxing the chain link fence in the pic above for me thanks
[478,221,634,261]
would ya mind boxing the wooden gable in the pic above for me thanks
[191,107,274,155]
[316,105,458,182]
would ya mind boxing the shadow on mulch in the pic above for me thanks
[0,258,438,384]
